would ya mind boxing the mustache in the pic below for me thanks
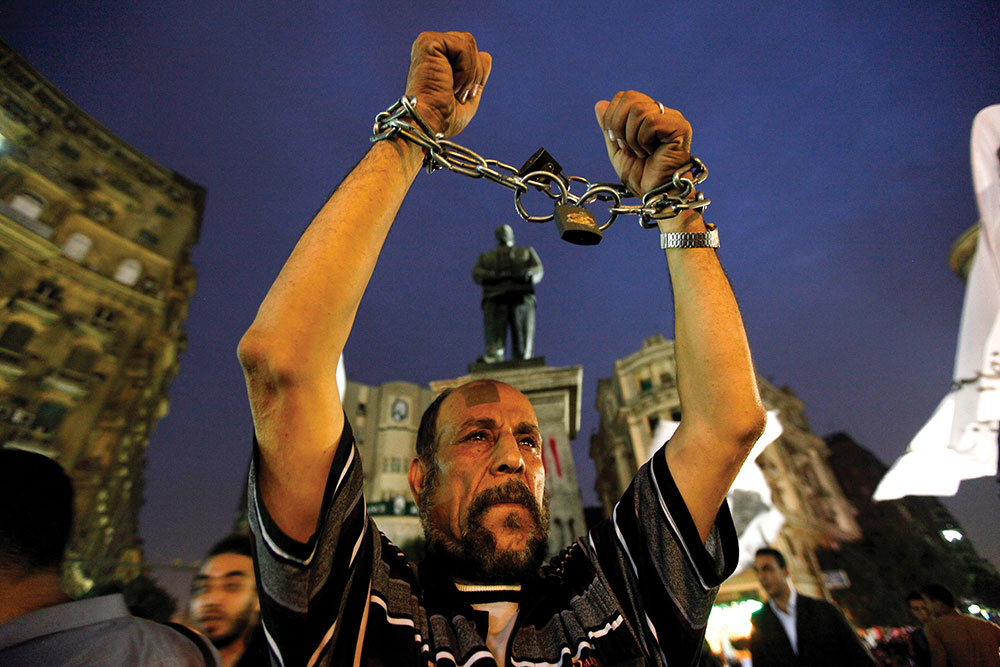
[466,480,543,527]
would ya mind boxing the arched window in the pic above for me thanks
[64,345,98,374]
[33,401,68,434]
[62,232,93,262]
[0,322,34,353]
[113,259,142,286]
[9,192,45,220]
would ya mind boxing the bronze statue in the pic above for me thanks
[473,225,543,362]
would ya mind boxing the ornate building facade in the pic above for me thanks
[589,334,862,603]
[0,41,203,592]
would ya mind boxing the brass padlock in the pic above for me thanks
[554,204,602,245]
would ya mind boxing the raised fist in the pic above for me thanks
[594,91,693,197]
[405,31,492,138]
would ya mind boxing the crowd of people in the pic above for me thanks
[1,28,998,667]
[743,547,999,667]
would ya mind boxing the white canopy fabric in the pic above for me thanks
[874,104,1000,501]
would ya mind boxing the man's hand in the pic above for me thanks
[594,91,692,197]
[406,31,492,138]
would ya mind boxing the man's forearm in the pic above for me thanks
[667,213,762,441]
[662,210,765,540]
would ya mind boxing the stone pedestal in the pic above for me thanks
[431,362,587,557]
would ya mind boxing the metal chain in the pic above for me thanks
[371,96,710,231]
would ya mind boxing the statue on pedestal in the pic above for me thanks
[472,225,543,363]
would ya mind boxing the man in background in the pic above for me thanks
[750,547,875,666]
[906,590,932,667]
[921,583,1000,667]
[0,448,217,665]
[190,534,267,666]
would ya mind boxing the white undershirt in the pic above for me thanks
[455,582,521,665]
[769,588,799,654]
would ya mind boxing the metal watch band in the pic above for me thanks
[660,223,719,249]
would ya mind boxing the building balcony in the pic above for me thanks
[41,370,91,399]
[71,318,115,348]
[0,349,27,381]
[10,294,61,324]
[0,200,55,239]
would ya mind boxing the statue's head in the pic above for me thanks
[495,224,515,247]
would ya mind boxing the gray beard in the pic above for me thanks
[420,474,549,584]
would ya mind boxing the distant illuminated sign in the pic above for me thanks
[941,529,964,543]
[367,497,419,516]
[822,569,851,590]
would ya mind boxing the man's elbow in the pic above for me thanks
[726,402,767,452]
[237,327,299,398]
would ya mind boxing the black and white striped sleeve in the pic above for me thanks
[247,419,375,667]
[588,443,738,666]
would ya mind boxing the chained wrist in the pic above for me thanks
[370,96,714,246]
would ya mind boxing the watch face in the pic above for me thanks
[391,398,408,422]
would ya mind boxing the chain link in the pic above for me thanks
[371,96,710,231]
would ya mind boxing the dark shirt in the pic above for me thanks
[248,418,738,666]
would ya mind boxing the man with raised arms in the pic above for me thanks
[238,30,765,667]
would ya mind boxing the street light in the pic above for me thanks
[941,529,963,543]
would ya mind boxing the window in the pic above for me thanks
[58,143,81,160]
[31,280,63,308]
[670,409,682,421]
[62,232,93,262]
[64,346,98,374]
[0,322,33,353]
[639,377,653,392]
[659,371,673,386]
[113,259,142,286]
[33,402,68,433]
[92,306,118,327]
[154,204,175,219]
[647,415,660,434]
[137,229,159,246]
[9,192,44,220]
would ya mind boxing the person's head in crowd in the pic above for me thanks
[190,534,260,658]
[0,448,73,624]
[906,590,931,625]
[753,547,791,602]
[920,583,957,618]
[408,380,550,583]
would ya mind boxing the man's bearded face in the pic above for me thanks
[414,382,549,583]
[190,553,260,649]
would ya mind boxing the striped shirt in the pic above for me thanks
[248,419,737,666]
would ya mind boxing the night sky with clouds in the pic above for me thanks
[3,1,998,605]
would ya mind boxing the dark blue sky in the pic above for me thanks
[3,1,998,605]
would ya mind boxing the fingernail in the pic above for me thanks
[461,88,470,103]
[472,83,480,98]
[616,138,626,151]
[607,130,615,141]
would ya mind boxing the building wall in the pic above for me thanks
[589,334,862,603]
[0,40,203,593]
[341,379,436,553]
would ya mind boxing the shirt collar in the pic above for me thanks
[0,594,130,651]
[769,587,797,616]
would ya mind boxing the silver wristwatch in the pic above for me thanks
[660,223,719,249]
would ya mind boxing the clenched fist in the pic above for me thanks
[405,31,492,138]
[594,91,693,198]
